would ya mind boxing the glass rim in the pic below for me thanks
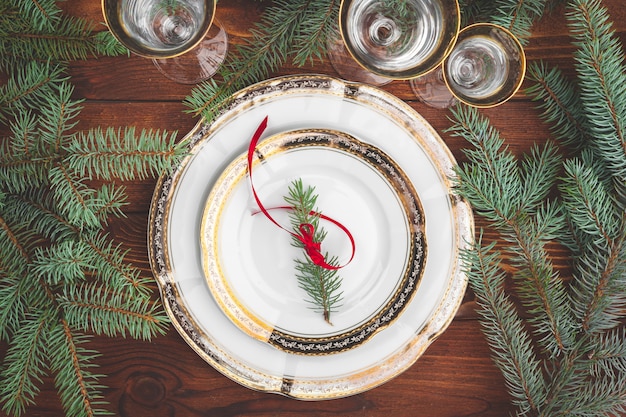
[338,0,461,80]
[442,22,527,108]
[101,0,217,59]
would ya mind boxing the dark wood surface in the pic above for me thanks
[2,1,626,416]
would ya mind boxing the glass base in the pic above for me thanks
[153,22,228,84]
[327,35,391,87]
[409,67,457,109]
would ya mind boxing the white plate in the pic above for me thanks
[200,129,426,354]
[148,74,473,399]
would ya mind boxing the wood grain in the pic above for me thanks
[2,0,626,416]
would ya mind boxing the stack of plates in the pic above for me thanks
[148,75,473,399]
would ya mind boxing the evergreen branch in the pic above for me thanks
[0,311,52,416]
[31,239,96,286]
[82,231,152,297]
[449,105,576,358]
[567,0,626,182]
[184,0,338,121]
[59,282,169,340]
[0,61,67,122]
[284,179,343,324]
[0,12,126,67]
[65,127,186,181]
[489,0,548,45]
[7,0,61,31]
[47,321,109,417]
[291,0,339,66]
[559,159,621,246]
[0,276,26,341]
[37,81,83,151]
[461,238,547,414]
[48,163,102,229]
[590,327,626,378]
[526,61,590,150]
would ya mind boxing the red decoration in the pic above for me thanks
[247,116,355,270]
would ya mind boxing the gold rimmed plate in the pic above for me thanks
[200,129,426,355]
[148,74,473,399]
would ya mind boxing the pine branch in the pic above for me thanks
[526,61,590,150]
[65,127,186,181]
[567,0,626,187]
[488,0,549,45]
[0,311,52,416]
[0,5,182,415]
[284,179,343,324]
[0,61,67,123]
[183,0,338,121]
[461,238,548,414]
[6,0,61,31]
[0,4,126,71]
[449,105,576,359]
[47,321,109,417]
[59,282,169,340]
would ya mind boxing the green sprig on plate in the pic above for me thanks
[284,179,343,325]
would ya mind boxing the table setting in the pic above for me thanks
[0,0,625,416]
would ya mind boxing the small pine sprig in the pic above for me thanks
[283,179,343,324]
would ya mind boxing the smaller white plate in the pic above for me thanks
[200,129,426,354]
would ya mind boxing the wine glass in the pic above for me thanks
[329,0,460,85]
[102,0,228,84]
[411,23,526,108]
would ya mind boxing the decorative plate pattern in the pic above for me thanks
[200,129,426,354]
[148,74,473,400]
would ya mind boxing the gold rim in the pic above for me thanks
[101,0,216,59]
[147,74,474,399]
[200,129,427,356]
[442,22,527,108]
[338,0,461,80]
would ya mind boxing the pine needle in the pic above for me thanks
[284,179,343,324]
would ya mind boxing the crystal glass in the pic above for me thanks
[330,0,460,84]
[102,0,228,84]
[411,23,526,108]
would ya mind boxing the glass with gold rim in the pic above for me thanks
[329,0,460,84]
[101,0,228,84]
[411,22,526,108]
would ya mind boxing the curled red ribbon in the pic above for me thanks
[247,116,355,270]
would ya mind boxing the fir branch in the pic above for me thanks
[48,163,104,229]
[0,8,127,70]
[46,321,109,417]
[59,282,169,340]
[526,61,590,150]
[0,4,179,414]
[6,0,61,32]
[32,239,97,286]
[488,0,549,45]
[0,61,67,122]
[65,127,186,181]
[461,238,548,414]
[567,0,626,186]
[284,179,343,324]
[0,311,52,417]
[449,106,576,359]
[183,0,338,121]
[82,231,152,297]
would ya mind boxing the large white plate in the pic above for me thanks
[148,74,473,399]
[200,129,427,355]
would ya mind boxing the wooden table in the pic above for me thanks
[3,1,626,416]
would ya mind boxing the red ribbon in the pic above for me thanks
[247,116,355,270]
